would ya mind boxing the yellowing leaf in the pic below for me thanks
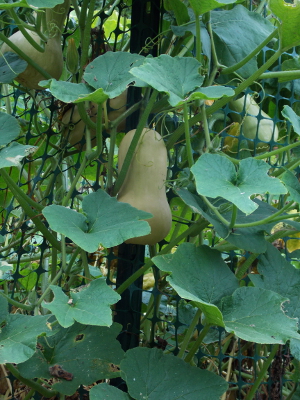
[287,233,300,253]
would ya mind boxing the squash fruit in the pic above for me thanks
[117,128,172,245]
[62,90,128,149]
[229,94,278,152]
[1,0,70,90]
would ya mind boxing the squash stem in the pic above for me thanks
[7,8,46,52]
[88,103,103,161]
[177,308,202,358]
[0,170,60,250]
[201,196,230,227]
[62,156,87,206]
[0,292,34,311]
[244,344,279,400]
[222,29,278,75]
[107,126,117,192]
[194,13,201,64]
[183,102,194,168]
[113,89,159,196]
[5,364,57,398]
[229,205,238,229]
[184,324,211,364]
[78,0,96,80]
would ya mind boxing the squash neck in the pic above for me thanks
[45,0,70,39]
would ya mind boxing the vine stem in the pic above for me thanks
[194,13,201,64]
[0,292,33,311]
[184,324,211,364]
[229,205,238,229]
[177,309,202,358]
[5,364,57,398]
[201,196,230,227]
[183,102,194,168]
[113,89,158,196]
[0,170,60,250]
[61,157,87,206]
[244,344,279,400]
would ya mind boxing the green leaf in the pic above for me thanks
[221,287,299,344]
[280,57,300,82]
[17,323,124,395]
[0,314,50,363]
[164,0,189,25]
[186,85,234,102]
[0,296,8,326]
[0,52,27,84]
[0,111,21,146]
[211,6,276,77]
[39,80,108,104]
[90,383,131,400]
[191,154,287,215]
[43,279,120,328]
[0,142,37,169]
[120,347,228,400]
[0,0,68,9]
[190,0,238,15]
[282,105,300,135]
[269,0,300,50]
[42,190,152,252]
[84,52,145,97]
[130,55,204,106]
[250,242,300,321]
[171,22,211,62]
[153,243,239,326]
[176,189,284,253]
[281,170,300,203]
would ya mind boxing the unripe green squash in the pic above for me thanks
[117,128,172,245]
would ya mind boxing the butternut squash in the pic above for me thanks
[1,0,70,90]
[117,128,172,245]
[229,94,278,151]
[62,90,127,149]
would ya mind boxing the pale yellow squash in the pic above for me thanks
[117,128,172,245]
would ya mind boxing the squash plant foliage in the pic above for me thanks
[2,0,300,398]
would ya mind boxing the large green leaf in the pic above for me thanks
[42,190,152,252]
[191,154,287,215]
[0,52,27,84]
[0,314,50,363]
[189,0,238,15]
[250,242,300,321]
[130,55,204,106]
[282,105,300,135]
[17,323,124,395]
[39,80,108,104]
[153,243,239,326]
[221,287,299,344]
[0,296,8,326]
[176,189,291,253]
[281,170,300,203]
[0,142,37,168]
[43,279,120,328]
[164,0,189,25]
[90,383,131,400]
[0,111,20,146]
[211,5,276,77]
[270,0,300,50]
[83,52,145,97]
[120,347,228,400]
